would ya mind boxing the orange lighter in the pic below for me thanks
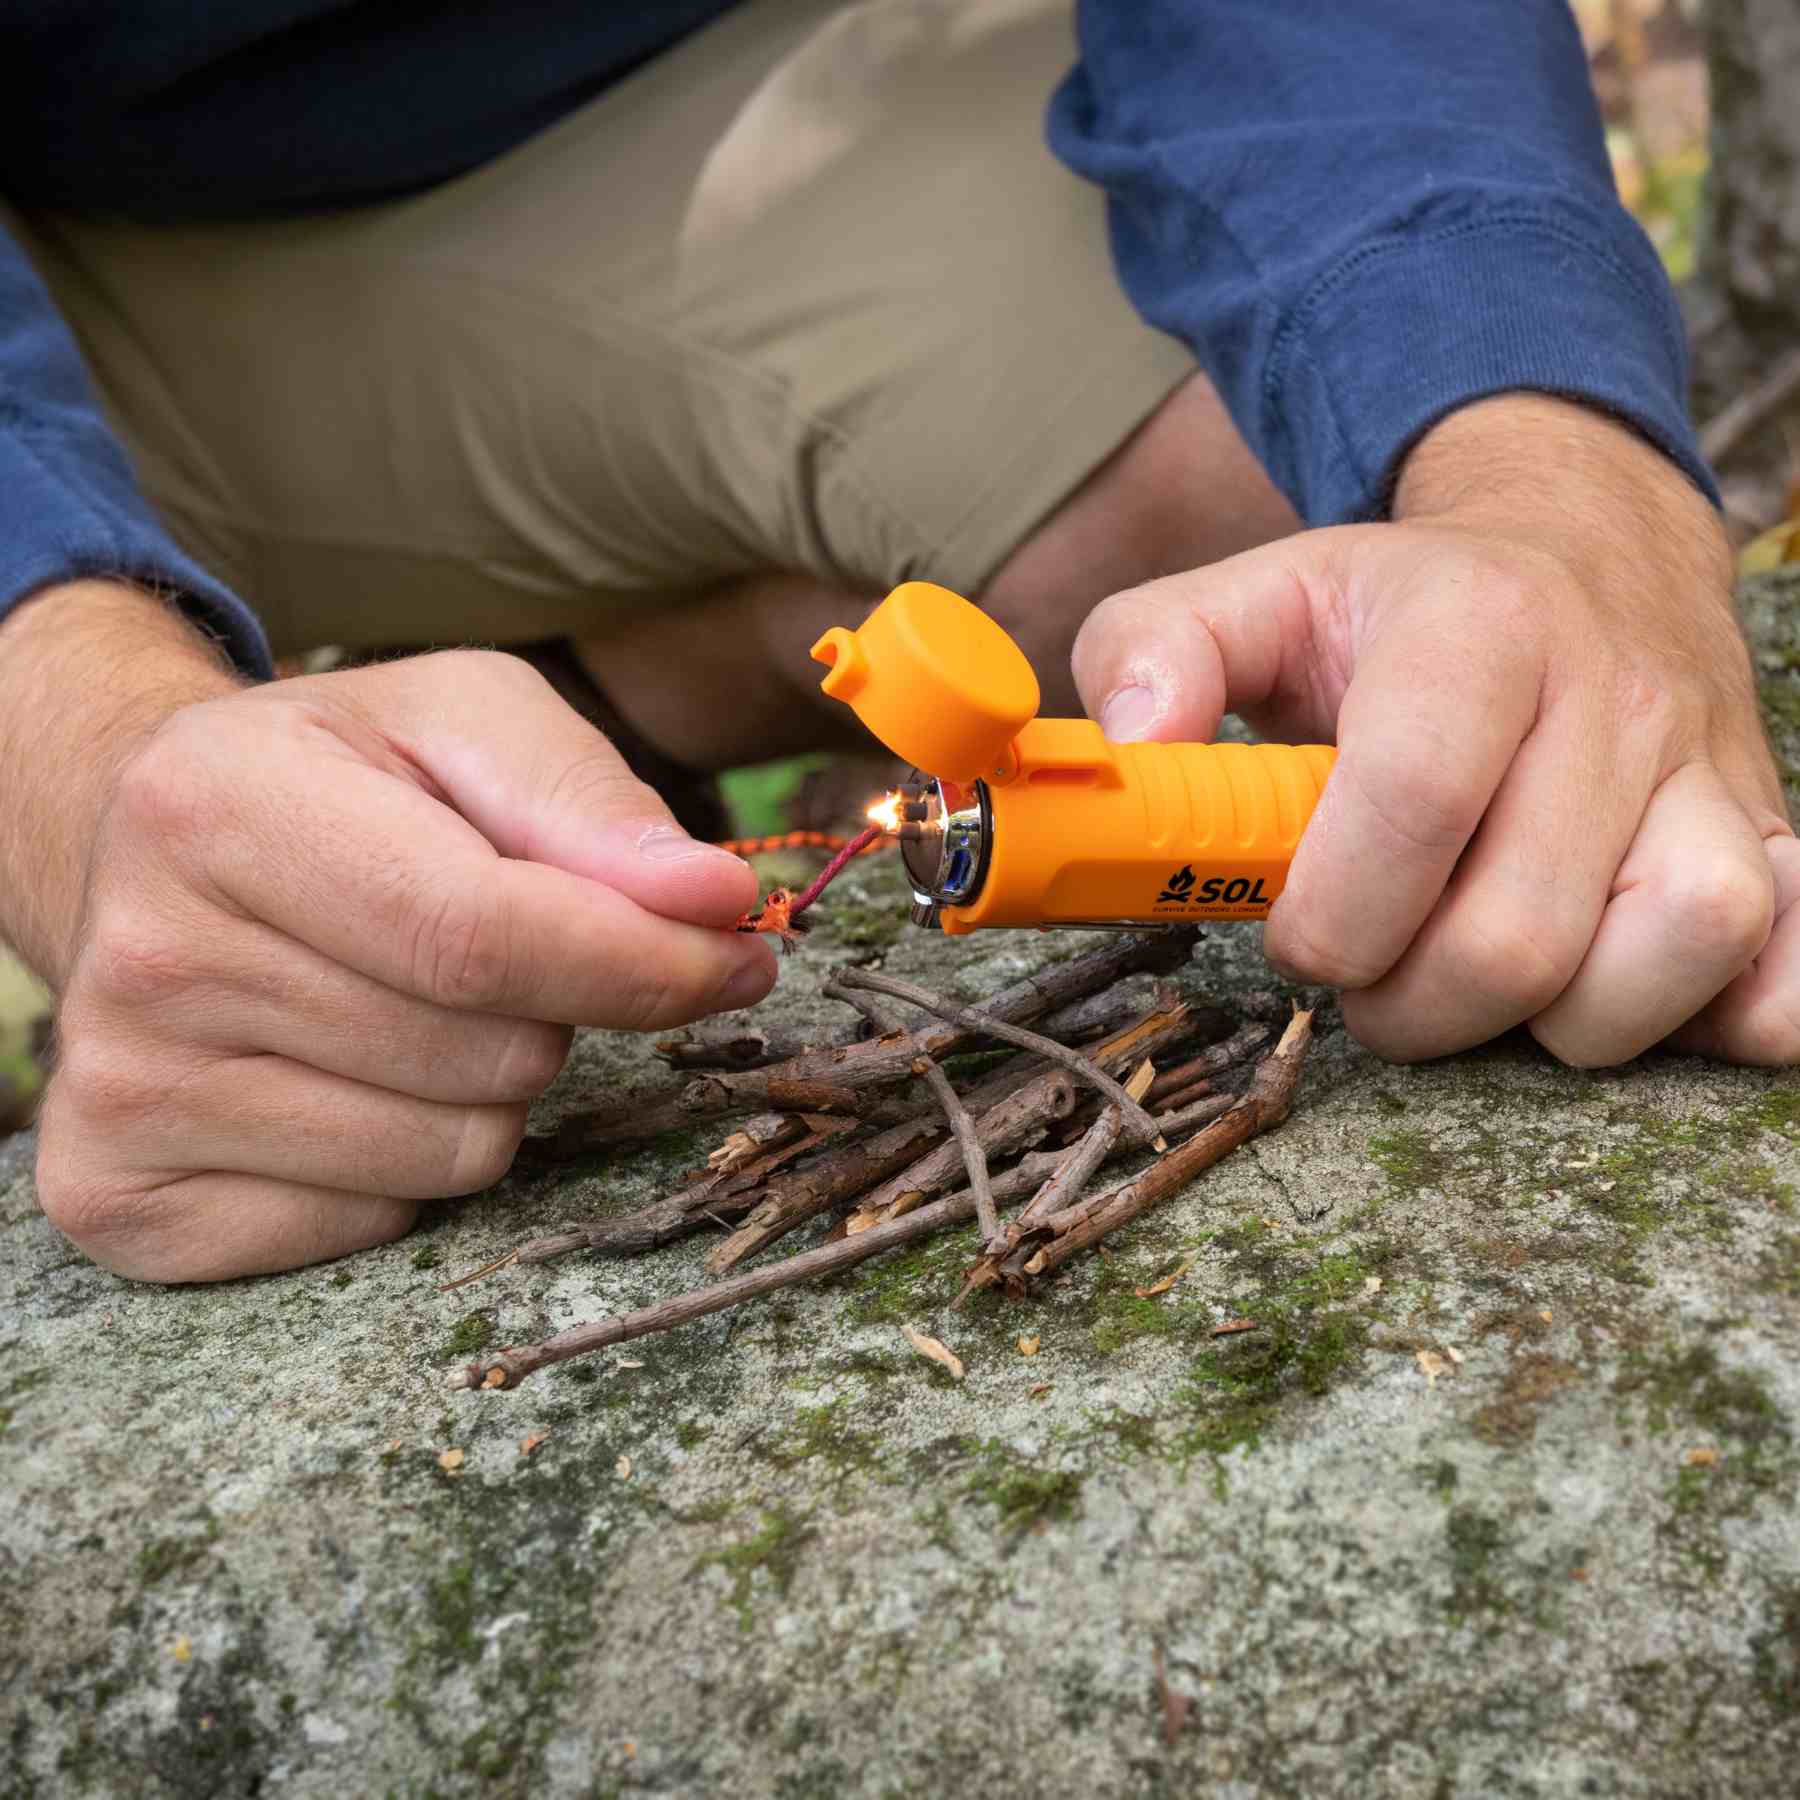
[811,582,1337,936]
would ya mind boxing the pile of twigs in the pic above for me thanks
[447,931,1314,1392]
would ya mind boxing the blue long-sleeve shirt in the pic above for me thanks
[0,2,1710,681]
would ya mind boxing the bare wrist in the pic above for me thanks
[1392,393,1730,592]
[0,580,243,984]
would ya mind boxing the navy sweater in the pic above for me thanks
[0,2,1708,679]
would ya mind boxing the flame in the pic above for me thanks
[866,791,903,833]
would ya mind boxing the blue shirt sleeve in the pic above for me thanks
[0,219,273,676]
[1048,0,1716,525]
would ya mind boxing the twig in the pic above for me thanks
[530,931,1195,1157]
[832,985,903,1038]
[508,1114,856,1265]
[912,1055,997,1242]
[451,1184,999,1389]
[838,1073,1076,1236]
[653,1027,818,1072]
[1022,1008,1314,1278]
[834,968,1167,1150]
[1699,346,1800,467]
[436,1247,519,1293]
[1142,1022,1271,1105]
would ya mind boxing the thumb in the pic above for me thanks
[335,651,760,930]
[1070,531,1348,744]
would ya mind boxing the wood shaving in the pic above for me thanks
[616,1358,644,1370]
[437,1447,466,1472]
[519,1431,550,1457]
[1445,1345,1465,1365]
[1135,1254,1196,1299]
[1017,1335,1042,1357]
[615,1455,633,1479]
[902,1324,965,1381]
[1540,1309,1554,1324]
[1685,1446,1720,1468]
[1124,1058,1156,1102]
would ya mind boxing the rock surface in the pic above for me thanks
[6,572,1800,1799]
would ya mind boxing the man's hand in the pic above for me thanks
[1072,394,1800,1067]
[1,584,774,1280]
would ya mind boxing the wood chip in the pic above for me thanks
[615,1455,633,1479]
[1134,1254,1195,1299]
[902,1324,965,1381]
[1416,1350,1452,1388]
[616,1358,644,1370]
[1018,1335,1042,1357]
[1685,1446,1720,1468]
[519,1431,550,1457]
[1540,1309,1554,1324]
[1210,1318,1258,1337]
[437,1447,466,1472]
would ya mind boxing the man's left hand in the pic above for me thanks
[1071,393,1800,1066]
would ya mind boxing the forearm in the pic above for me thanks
[0,580,240,986]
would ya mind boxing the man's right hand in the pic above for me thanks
[0,582,775,1281]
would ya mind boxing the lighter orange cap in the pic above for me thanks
[810,582,1040,786]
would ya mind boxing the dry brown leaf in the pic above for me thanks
[1018,1335,1042,1357]
[1416,1350,1451,1389]
[1029,1382,1052,1399]
[437,1447,466,1472]
[1685,1446,1720,1469]
[1135,1254,1196,1299]
[1153,1644,1192,1748]
[902,1324,965,1381]
[615,1455,633,1480]
[519,1431,550,1457]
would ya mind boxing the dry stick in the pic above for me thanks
[837,1072,1077,1236]
[528,930,1195,1159]
[912,1054,998,1242]
[1142,1021,1272,1105]
[833,968,1168,1150]
[1022,1007,1314,1277]
[832,984,905,1038]
[1699,345,1800,467]
[654,1027,823,1072]
[449,1082,1261,1391]
[511,1115,856,1264]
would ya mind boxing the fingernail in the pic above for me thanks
[718,949,777,1011]
[636,823,741,864]
[1100,684,1160,742]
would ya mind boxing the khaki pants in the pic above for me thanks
[12,0,1192,658]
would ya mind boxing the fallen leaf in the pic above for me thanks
[1685,1446,1720,1469]
[1018,1335,1042,1357]
[1153,1644,1192,1748]
[1135,1255,1195,1299]
[1029,1382,1052,1399]
[1260,1217,1283,1230]
[615,1455,633,1480]
[1210,1318,1258,1337]
[519,1431,550,1458]
[171,1636,192,1663]
[1416,1350,1451,1389]
[902,1324,965,1381]
[437,1447,466,1472]
[1570,1566,1591,1583]
[616,1358,644,1370]
[1363,1277,1383,1297]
